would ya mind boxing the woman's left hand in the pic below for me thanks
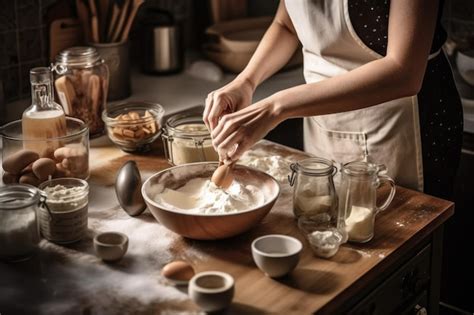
[211,95,284,162]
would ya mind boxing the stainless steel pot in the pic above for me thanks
[140,9,184,74]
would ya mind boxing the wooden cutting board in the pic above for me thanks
[49,18,83,61]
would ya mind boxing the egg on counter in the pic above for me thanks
[161,260,195,285]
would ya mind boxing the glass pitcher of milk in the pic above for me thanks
[338,161,396,243]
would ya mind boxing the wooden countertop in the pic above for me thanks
[0,138,454,314]
[89,138,454,314]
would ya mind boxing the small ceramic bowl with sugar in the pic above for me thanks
[297,217,344,259]
[251,234,302,278]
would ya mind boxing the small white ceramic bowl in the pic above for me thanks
[188,271,235,312]
[251,234,302,278]
[93,232,129,262]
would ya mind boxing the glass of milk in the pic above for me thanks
[338,161,396,243]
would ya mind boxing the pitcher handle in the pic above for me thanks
[376,174,396,213]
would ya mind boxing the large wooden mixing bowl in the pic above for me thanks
[141,162,280,240]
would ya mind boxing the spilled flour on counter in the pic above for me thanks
[238,150,292,183]
[0,173,206,315]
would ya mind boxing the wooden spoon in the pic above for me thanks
[211,161,235,189]
[111,0,130,42]
[119,0,144,43]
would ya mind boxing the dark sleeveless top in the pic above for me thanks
[348,0,447,56]
[348,0,463,199]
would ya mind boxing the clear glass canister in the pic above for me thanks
[52,46,109,137]
[1,117,90,186]
[161,111,219,165]
[0,184,41,262]
[289,158,338,228]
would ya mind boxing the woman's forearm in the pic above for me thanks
[273,56,423,121]
[272,0,438,121]
[236,1,299,90]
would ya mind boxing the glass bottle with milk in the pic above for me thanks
[338,161,396,243]
[22,67,66,153]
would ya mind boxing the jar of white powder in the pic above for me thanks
[39,178,89,244]
[161,111,219,165]
[0,184,41,262]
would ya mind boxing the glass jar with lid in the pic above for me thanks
[52,46,109,137]
[289,157,339,228]
[161,110,219,165]
[0,184,42,262]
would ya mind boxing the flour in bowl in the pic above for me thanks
[154,178,265,214]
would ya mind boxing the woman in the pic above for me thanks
[204,0,463,199]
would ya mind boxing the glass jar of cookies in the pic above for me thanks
[52,46,109,137]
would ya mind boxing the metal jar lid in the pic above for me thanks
[54,46,103,68]
[0,184,41,210]
[164,111,211,140]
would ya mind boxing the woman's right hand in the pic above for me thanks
[203,77,255,132]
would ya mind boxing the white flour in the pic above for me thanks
[0,176,205,315]
[154,178,264,214]
[238,151,292,182]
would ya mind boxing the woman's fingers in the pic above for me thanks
[203,92,214,130]
[216,129,243,158]
[216,129,248,163]
[208,93,230,131]
[211,105,262,147]
[228,139,250,161]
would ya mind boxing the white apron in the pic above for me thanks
[285,0,431,191]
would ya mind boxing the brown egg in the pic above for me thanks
[54,163,71,178]
[54,145,87,161]
[54,145,88,176]
[40,147,55,159]
[2,150,39,174]
[161,261,195,284]
[32,158,56,181]
[61,158,71,169]
[19,173,41,187]
[20,163,33,175]
[2,172,19,184]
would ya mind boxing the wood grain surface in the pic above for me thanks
[89,138,454,314]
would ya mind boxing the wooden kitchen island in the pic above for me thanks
[0,139,453,315]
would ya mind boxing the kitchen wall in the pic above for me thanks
[0,0,54,106]
[0,0,278,124]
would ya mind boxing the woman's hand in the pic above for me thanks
[211,95,284,162]
[203,77,255,132]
